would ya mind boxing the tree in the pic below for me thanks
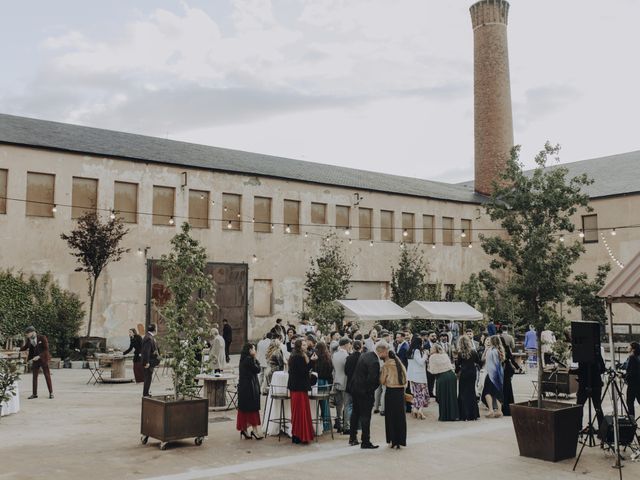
[480,143,592,407]
[390,245,430,332]
[61,211,129,337]
[568,263,611,325]
[159,223,216,399]
[303,233,353,333]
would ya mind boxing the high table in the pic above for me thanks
[196,373,237,410]
[97,354,133,383]
[0,382,20,416]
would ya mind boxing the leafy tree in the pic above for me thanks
[159,223,215,399]
[61,211,129,337]
[480,143,592,407]
[390,245,430,332]
[568,263,611,325]
[303,233,353,334]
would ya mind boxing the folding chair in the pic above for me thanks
[226,383,238,410]
[87,359,105,385]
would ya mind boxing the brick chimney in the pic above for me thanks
[470,0,514,195]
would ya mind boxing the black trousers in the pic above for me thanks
[627,385,640,418]
[350,393,374,444]
[143,366,155,396]
[577,385,604,429]
[427,371,436,397]
[225,341,231,362]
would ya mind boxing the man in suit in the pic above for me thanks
[395,332,409,368]
[141,324,160,397]
[349,341,390,449]
[344,340,362,437]
[487,320,497,337]
[500,326,516,351]
[332,337,352,433]
[573,351,606,431]
[222,318,233,363]
[20,326,54,399]
[425,331,438,397]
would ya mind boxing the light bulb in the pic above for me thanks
[369,240,373,247]
[403,229,408,237]
[579,230,585,238]
[252,254,258,263]
[304,232,308,238]
[285,225,291,234]
[110,210,116,220]
[348,238,352,244]
[461,229,466,238]
[51,205,57,213]
[137,248,143,256]
[559,235,565,242]
[169,217,175,225]
[251,217,255,223]
[227,221,233,229]
[224,206,227,212]
[431,244,436,249]
[468,244,473,249]
[271,224,274,230]
[345,228,350,236]
[236,213,241,218]
[611,228,617,236]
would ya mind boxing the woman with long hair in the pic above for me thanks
[380,349,408,448]
[428,344,459,421]
[236,343,263,439]
[314,341,333,432]
[482,335,505,418]
[456,335,480,421]
[122,328,144,383]
[499,335,519,416]
[263,337,285,394]
[406,335,429,419]
[287,338,316,444]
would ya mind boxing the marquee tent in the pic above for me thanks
[335,300,412,324]
[404,301,484,322]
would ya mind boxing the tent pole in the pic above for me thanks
[607,301,621,471]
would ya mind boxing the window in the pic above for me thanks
[283,199,300,234]
[222,193,241,230]
[402,212,414,243]
[0,169,7,214]
[253,279,273,316]
[442,217,454,246]
[152,186,175,226]
[423,214,434,245]
[336,205,350,230]
[427,283,441,300]
[71,177,98,219]
[114,181,138,223]
[253,196,272,233]
[311,202,327,224]
[188,189,209,228]
[380,210,394,242]
[582,214,598,243]
[358,208,372,240]
[461,218,472,247]
[444,284,456,301]
[26,172,55,217]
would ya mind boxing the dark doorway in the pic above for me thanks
[146,261,248,354]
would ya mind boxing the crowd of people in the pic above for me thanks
[234,318,527,449]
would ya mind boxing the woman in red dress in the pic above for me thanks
[236,343,264,440]
[287,338,316,444]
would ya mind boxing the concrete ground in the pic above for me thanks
[1,362,639,480]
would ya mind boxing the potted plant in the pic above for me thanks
[140,223,215,450]
[0,359,21,420]
[481,144,591,462]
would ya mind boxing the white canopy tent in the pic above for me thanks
[404,301,484,322]
[335,300,412,325]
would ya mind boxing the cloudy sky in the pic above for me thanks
[2,0,639,183]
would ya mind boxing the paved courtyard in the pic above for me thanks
[2,363,638,480]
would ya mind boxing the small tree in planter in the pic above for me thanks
[140,223,215,450]
[481,143,592,462]
[0,359,20,420]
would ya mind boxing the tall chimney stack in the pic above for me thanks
[470,0,514,196]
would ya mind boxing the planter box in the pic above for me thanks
[70,361,85,369]
[49,358,61,369]
[140,396,208,450]
[511,400,582,462]
[541,370,578,397]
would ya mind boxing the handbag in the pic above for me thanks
[404,392,414,403]
[309,371,318,387]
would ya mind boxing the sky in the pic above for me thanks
[1,0,639,184]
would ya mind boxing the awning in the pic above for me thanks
[598,250,640,312]
[335,300,412,323]
[405,301,484,321]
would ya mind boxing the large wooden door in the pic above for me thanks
[146,261,248,353]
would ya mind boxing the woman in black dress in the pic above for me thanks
[380,350,407,448]
[122,328,143,383]
[455,335,480,421]
[236,343,263,440]
[500,336,519,416]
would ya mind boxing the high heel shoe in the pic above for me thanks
[240,430,251,439]
[251,432,264,440]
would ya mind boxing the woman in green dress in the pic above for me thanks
[428,343,459,421]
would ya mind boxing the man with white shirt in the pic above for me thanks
[256,332,272,386]
[364,329,378,353]
[332,337,352,433]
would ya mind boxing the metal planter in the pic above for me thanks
[140,395,208,450]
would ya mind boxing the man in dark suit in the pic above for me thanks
[20,326,54,399]
[349,340,390,449]
[222,318,233,363]
[344,340,362,436]
[141,324,160,397]
[572,350,606,430]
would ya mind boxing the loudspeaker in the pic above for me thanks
[571,321,600,364]
[598,415,637,446]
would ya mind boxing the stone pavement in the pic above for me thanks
[1,364,638,480]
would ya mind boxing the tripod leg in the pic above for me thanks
[573,435,589,471]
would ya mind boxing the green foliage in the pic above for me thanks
[0,271,84,357]
[480,143,593,406]
[546,308,571,364]
[0,359,21,404]
[390,245,431,332]
[61,211,129,337]
[159,223,215,400]
[303,233,354,334]
[568,263,611,325]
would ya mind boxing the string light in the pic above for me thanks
[252,254,258,263]
[578,229,585,238]
[200,194,205,200]
[168,216,175,225]
[344,227,350,236]
[227,220,232,229]
[468,244,473,248]
[559,235,565,242]
[348,238,352,245]
[271,224,275,230]
[403,229,408,237]
[601,232,624,269]
[285,225,291,234]
[369,240,374,247]
[461,229,466,238]
[51,205,57,213]
[611,228,616,236]
[431,244,436,249]
[304,232,308,238]
[251,217,255,223]
[137,248,143,256]
[109,210,116,220]
[223,206,227,212]
[236,213,241,218]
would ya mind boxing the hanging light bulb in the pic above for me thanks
[271,224,275,230]
[200,194,205,200]
[611,228,617,236]
[211,199,215,206]
[304,232,308,238]
[285,225,291,234]
[348,238,352,245]
[169,216,175,225]
[345,227,350,236]
[252,254,258,263]
[224,206,228,212]
[227,220,233,229]
[431,243,436,249]
[403,229,408,237]
[579,230,585,238]
[400,242,405,249]
[369,240,374,247]
[559,235,565,242]
[137,248,143,256]
[236,213,241,219]
[51,205,57,213]
[461,229,466,238]
[468,243,473,249]
[110,210,116,220]
[251,217,255,223]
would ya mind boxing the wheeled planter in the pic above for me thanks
[140,395,208,450]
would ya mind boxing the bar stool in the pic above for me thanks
[264,384,290,441]
[310,383,334,441]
